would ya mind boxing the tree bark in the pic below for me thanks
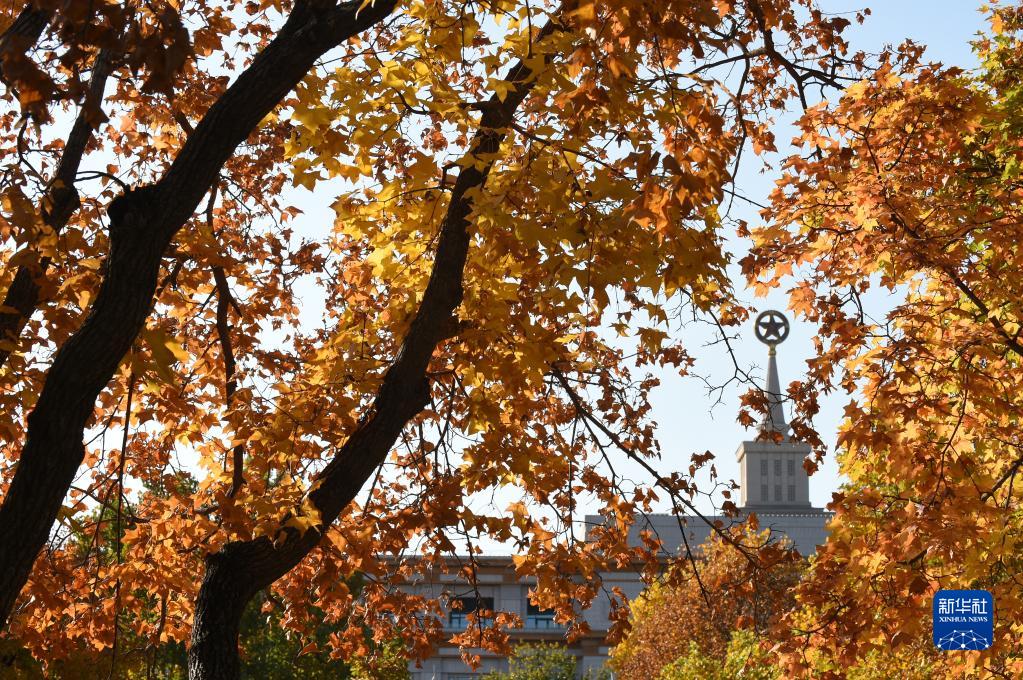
[0,4,50,82]
[0,0,398,628]
[0,2,56,364]
[187,15,565,678]
[189,549,257,679]
[0,46,113,367]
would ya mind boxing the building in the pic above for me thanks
[401,556,626,679]
[403,312,830,678]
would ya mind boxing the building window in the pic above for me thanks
[774,484,782,501]
[448,596,494,629]
[526,602,561,629]
[760,458,768,476]
[760,483,768,501]
[447,675,479,680]
[788,484,795,502]
[774,458,782,475]
[787,458,795,476]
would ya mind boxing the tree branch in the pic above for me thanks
[0,0,400,629]
[187,13,567,678]
[213,264,245,497]
[0,3,51,86]
[0,46,114,366]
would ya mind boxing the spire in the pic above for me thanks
[753,310,791,437]
[762,345,789,436]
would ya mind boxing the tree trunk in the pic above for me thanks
[0,0,399,628]
[186,13,566,677]
[0,217,164,622]
[188,550,258,680]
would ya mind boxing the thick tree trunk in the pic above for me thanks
[0,0,399,628]
[186,15,566,677]
[188,550,259,680]
[0,218,164,622]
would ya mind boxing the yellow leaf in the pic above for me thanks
[570,2,596,22]
[141,328,187,385]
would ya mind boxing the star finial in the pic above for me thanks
[754,310,789,347]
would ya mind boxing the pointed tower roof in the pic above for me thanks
[753,310,791,437]
[762,347,789,436]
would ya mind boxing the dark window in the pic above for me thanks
[526,602,562,629]
[760,458,768,476]
[774,484,782,501]
[449,596,494,628]
[787,458,795,476]
[788,484,795,502]
[774,458,782,475]
[760,483,768,501]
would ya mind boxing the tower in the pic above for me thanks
[735,310,814,511]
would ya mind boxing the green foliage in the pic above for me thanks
[350,640,410,680]
[841,648,938,680]
[503,644,575,680]
[483,644,610,680]
[680,632,935,680]
[238,596,353,680]
[658,630,777,680]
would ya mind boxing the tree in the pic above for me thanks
[0,1,858,678]
[609,527,801,678]
[658,629,777,680]
[2,594,358,679]
[350,640,409,680]
[2,509,353,679]
[0,2,400,673]
[236,593,354,680]
[745,2,1023,677]
[482,643,609,680]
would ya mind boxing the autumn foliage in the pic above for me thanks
[13,0,1023,678]
[745,3,1023,677]
[0,0,863,676]
[609,527,800,678]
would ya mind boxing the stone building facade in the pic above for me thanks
[401,557,635,679]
